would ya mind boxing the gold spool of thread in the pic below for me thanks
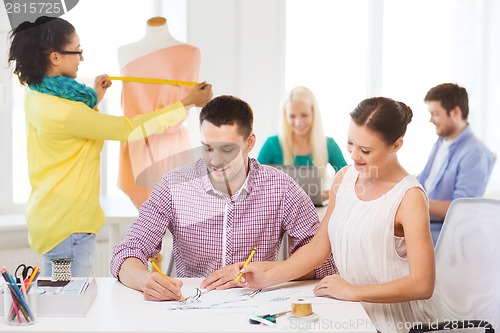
[291,298,313,317]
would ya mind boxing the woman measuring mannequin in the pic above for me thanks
[8,16,212,277]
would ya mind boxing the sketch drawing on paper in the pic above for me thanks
[165,286,303,312]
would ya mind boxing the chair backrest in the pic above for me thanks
[432,198,500,331]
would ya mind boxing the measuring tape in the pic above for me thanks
[107,76,199,87]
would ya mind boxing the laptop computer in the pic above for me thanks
[271,165,329,207]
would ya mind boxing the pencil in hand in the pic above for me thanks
[235,246,257,283]
[148,258,185,302]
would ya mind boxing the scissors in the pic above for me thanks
[249,310,291,324]
[15,264,35,284]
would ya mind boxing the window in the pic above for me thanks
[3,1,499,211]
[286,0,500,196]
[286,0,369,166]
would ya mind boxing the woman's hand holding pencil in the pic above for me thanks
[199,246,257,291]
[200,262,247,291]
[235,246,257,283]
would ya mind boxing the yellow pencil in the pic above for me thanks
[148,258,185,302]
[235,246,257,283]
[25,265,39,290]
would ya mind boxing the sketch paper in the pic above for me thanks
[164,285,315,316]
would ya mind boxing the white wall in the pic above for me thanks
[185,0,286,157]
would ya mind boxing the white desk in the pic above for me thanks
[0,278,376,333]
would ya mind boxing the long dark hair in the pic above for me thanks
[8,16,75,85]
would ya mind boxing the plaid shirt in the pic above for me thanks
[111,158,336,278]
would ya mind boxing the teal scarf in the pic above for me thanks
[29,76,98,108]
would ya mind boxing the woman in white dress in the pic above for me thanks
[240,97,437,332]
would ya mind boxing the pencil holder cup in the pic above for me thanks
[51,259,72,282]
[3,280,37,325]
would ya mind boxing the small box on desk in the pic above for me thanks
[37,277,97,317]
[1,278,97,317]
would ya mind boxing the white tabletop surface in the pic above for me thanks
[1,278,376,333]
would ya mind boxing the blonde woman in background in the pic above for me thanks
[258,86,346,199]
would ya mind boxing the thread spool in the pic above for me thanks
[291,298,313,317]
[51,258,73,282]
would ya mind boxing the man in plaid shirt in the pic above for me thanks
[111,95,336,301]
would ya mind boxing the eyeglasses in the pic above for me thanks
[56,49,83,56]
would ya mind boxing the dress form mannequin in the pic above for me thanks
[117,16,201,209]
[117,17,182,69]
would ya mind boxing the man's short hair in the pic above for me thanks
[424,83,469,120]
[199,95,254,138]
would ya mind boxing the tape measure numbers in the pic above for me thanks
[108,76,199,87]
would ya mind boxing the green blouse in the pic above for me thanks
[257,135,347,172]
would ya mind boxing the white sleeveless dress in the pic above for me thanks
[328,167,437,333]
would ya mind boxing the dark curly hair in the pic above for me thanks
[8,16,75,85]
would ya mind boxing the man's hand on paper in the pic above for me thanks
[143,272,184,301]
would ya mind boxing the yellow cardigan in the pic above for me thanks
[24,89,186,253]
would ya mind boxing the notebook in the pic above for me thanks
[271,165,329,207]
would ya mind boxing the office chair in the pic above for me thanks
[410,198,500,332]
[166,252,174,276]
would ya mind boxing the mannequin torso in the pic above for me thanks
[117,17,183,69]
[117,16,202,209]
